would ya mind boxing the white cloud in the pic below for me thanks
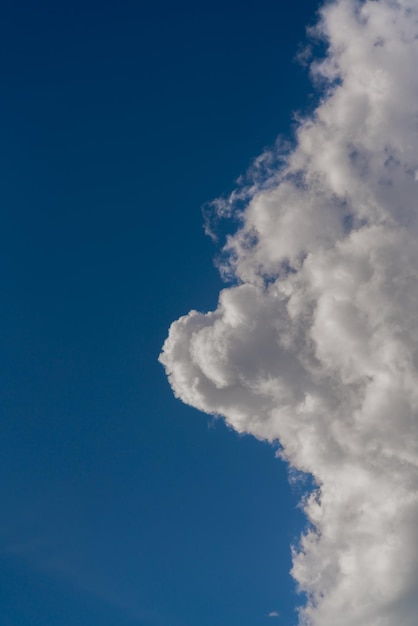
[160,1,418,624]
[268,611,280,618]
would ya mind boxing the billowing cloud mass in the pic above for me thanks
[160,0,418,624]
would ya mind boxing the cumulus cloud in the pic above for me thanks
[160,0,418,624]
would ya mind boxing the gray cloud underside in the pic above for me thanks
[160,1,418,624]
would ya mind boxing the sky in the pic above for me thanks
[0,1,324,626]
[6,1,418,625]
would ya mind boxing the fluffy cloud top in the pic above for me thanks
[160,1,418,624]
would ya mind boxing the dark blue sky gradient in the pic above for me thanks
[0,1,319,624]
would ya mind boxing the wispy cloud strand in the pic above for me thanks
[160,1,418,624]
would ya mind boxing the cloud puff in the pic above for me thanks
[160,0,418,624]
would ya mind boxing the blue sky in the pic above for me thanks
[0,1,321,625]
